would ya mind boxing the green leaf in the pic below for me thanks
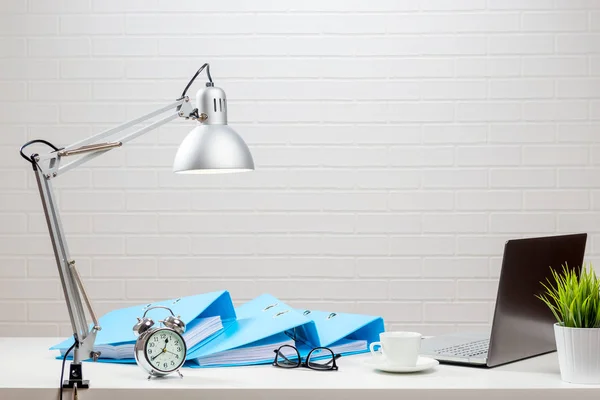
[537,263,600,328]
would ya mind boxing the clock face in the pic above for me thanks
[144,328,186,373]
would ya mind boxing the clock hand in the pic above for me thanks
[151,337,171,361]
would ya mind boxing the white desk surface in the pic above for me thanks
[1,337,599,400]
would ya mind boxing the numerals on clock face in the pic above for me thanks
[145,329,185,372]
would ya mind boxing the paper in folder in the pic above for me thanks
[186,294,312,367]
[292,308,385,358]
[51,290,235,363]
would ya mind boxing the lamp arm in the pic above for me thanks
[35,97,196,178]
[32,161,99,366]
[57,111,180,176]
[62,98,185,152]
[23,96,195,379]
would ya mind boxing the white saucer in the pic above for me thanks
[364,356,439,373]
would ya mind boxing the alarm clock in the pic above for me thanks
[132,305,187,379]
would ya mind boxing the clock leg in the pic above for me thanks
[177,370,184,379]
[147,375,152,381]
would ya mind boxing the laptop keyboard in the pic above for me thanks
[434,339,490,358]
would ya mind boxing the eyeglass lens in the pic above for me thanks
[307,347,336,370]
[275,345,300,368]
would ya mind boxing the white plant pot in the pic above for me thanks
[554,323,600,384]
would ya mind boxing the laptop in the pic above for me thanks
[419,233,587,367]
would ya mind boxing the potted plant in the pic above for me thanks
[538,264,600,384]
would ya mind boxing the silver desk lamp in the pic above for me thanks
[19,64,254,389]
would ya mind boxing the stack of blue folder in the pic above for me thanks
[52,291,384,368]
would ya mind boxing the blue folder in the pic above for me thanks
[293,308,384,357]
[51,290,235,362]
[186,294,313,367]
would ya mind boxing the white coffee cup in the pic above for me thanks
[369,331,422,367]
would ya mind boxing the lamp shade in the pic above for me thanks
[173,125,254,174]
[172,85,254,174]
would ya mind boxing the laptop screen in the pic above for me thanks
[487,233,587,367]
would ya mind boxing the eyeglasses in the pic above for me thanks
[273,345,340,371]
[272,328,341,371]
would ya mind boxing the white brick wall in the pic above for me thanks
[1,0,599,337]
